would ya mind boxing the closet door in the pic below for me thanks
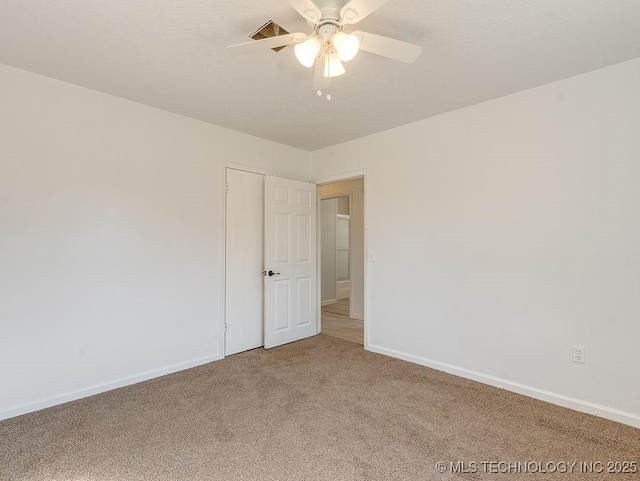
[225,168,264,355]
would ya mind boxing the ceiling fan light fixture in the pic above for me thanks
[332,32,360,62]
[228,0,424,93]
[294,36,322,68]
[324,51,346,78]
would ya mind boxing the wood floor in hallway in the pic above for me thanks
[321,298,364,345]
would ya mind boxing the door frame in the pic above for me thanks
[221,162,276,358]
[313,169,369,348]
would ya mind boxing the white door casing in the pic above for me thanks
[264,176,317,349]
[225,168,264,356]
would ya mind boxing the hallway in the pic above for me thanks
[321,298,364,345]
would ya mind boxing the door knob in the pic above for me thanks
[265,270,280,277]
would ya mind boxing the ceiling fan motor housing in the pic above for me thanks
[316,20,341,40]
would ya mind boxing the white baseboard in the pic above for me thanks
[366,343,640,429]
[0,353,223,422]
[321,299,337,306]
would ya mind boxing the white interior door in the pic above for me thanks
[264,176,317,349]
[225,168,264,356]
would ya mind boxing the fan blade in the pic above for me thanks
[290,0,322,24]
[340,0,392,25]
[313,54,330,91]
[352,31,423,63]
[228,33,308,55]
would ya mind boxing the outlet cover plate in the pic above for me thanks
[572,346,585,364]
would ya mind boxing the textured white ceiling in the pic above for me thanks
[1,0,639,151]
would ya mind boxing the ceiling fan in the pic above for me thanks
[227,0,423,94]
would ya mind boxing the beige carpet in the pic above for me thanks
[1,334,638,480]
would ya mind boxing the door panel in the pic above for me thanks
[225,169,264,356]
[274,213,290,262]
[297,214,311,262]
[274,279,290,332]
[264,176,317,348]
[296,277,311,326]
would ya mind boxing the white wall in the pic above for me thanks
[320,198,337,303]
[0,63,309,420]
[4,55,640,427]
[311,58,640,427]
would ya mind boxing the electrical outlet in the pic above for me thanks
[572,346,585,364]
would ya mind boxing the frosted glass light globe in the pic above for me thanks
[332,32,360,62]
[324,51,346,78]
[294,37,322,68]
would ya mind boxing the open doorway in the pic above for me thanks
[319,177,365,345]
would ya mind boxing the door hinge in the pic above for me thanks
[224,322,228,333]
[225,182,229,193]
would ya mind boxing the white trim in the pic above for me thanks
[314,169,368,344]
[316,189,322,334]
[321,299,337,306]
[366,343,640,429]
[224,162,276,177]
[0,353,223,422]
[314,169,367,185]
